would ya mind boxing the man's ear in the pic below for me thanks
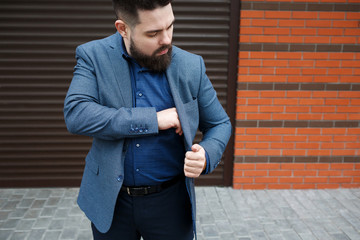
[115,20,128,38]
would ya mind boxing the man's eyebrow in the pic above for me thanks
[145,19,175,34]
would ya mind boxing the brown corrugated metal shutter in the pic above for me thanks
[0,0,235,187]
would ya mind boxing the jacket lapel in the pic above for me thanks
[166,63,192,151]
[106,33,132,108]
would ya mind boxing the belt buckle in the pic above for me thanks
[126,187,131,195]
[126,186,150,196]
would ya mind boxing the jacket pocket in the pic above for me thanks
[85,158,99,175]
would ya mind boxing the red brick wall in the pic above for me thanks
[233,0,360,189]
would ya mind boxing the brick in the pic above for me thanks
[349,114,360,120]
[271,143,295,149]
[237,106,258,112]
[260,106,284,113]
[262,60,288,67]
[278,36,304,43]
[312,106,336,113]
[322,143,345,149]
[251,35,277,43]
[318,29,344,36]
[242,184,266,190]
[329,53,355,59]
[333,20,359,28]
[251,52,276,59]
[313,91,338,98]
[303,52,329,59]
[255,177,278,183]
[316,60,340,67]
[323,114,348,120]
[306,163,329,170]
[342,184,360,188]
[333,150,357,156]
[293,11,318,19]
[331,163,354,170]
[256,163,280,170]
[241,10,265,18]
[328,68,353,75]
[339,91,360,98]
[304,177,328,183]
[244,170,268,177]
[276,68,301,75]
[314,76,339,83]
[265,11,292,19]
[297,143,320,149]
[283,150,307,156]
[248,98,272,105]
[297,128,322,135]
[234,163,256,170]
[247,113,272,120]
[306,20,332,28]
[279,177,304,183]
[257,149,281,155]
[268,184,292,189]
[317,184,340,189]
[298,114,322,120]
[304,36,331,44]
[331,37,357,44]
[247,128,271,134]
[240,19,252,27]
[246,142,270,149]
[340,76,360,83]
[235,135,257,142]
[291,28,317,36]
[307,150,332,155]
[252,19,278,27]
[272,128,296,134]
[233,177,254,184]
[344,29,360,36]
[234,149,256,155]
[318,170,342,177]
[286,106,310,113]
[279,19,305,27]
[283,136,308,142]
[269,170,292,177]
[333,136,357,142]
[281,163,305,170]
[338,107,360,113]
[308,136,332,142]
[319,12,345,19]
[274,99,299,105]
[346,12,360,20]
[329,177,352,183]
[249,67,275,75]
[237,90,260,98]
[293,184,316,189]
[262,76,287,82]
[342,60,360,68]
[343,170,360,176]
[289,60,314,67]
[238,75,261,82]
[240,27,263,35]
[261,91,286,98]
[239,59,262,67]
[264,28,290,35]
[302,68,327,75]
[258,135,282,142]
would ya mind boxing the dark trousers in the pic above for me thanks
[91,179,194,240]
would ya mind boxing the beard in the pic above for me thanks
[129,37,172,72]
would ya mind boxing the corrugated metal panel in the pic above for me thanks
[0,0,231,187]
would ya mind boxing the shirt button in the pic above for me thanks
[136,144,140,148]
[138,93,143,97]
[117,175,123,182]
[136,169,140,172]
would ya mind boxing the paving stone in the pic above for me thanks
[202,224,219,237]
[9,231,29,240]
[27,229,45,240]
[42,230,61,240]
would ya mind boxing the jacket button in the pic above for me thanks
[117,175,123,182]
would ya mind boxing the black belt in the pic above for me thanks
[121,175,183,196]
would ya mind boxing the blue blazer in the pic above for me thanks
[64,33,232,236]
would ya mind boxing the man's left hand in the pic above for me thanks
[184,144,206,178]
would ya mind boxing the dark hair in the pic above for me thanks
[112,0,172,27]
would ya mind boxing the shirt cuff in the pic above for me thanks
[202,150,210,175]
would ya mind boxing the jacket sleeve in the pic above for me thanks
[63,45,159,140]
[197,56,232,174]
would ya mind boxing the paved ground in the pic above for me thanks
[0,187,360,240]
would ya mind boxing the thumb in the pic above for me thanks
[191,144,202,152]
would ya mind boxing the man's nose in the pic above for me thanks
[159,31,172,45]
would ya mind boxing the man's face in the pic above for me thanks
[127,4,175,71]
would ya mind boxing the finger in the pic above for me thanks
[184,158,203,168]
[191,144,202,152]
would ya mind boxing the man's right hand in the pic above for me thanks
[156,108,183,135]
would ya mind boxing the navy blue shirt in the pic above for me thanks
[120,41,186,186]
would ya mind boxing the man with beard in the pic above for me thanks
[63,0,231,239]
